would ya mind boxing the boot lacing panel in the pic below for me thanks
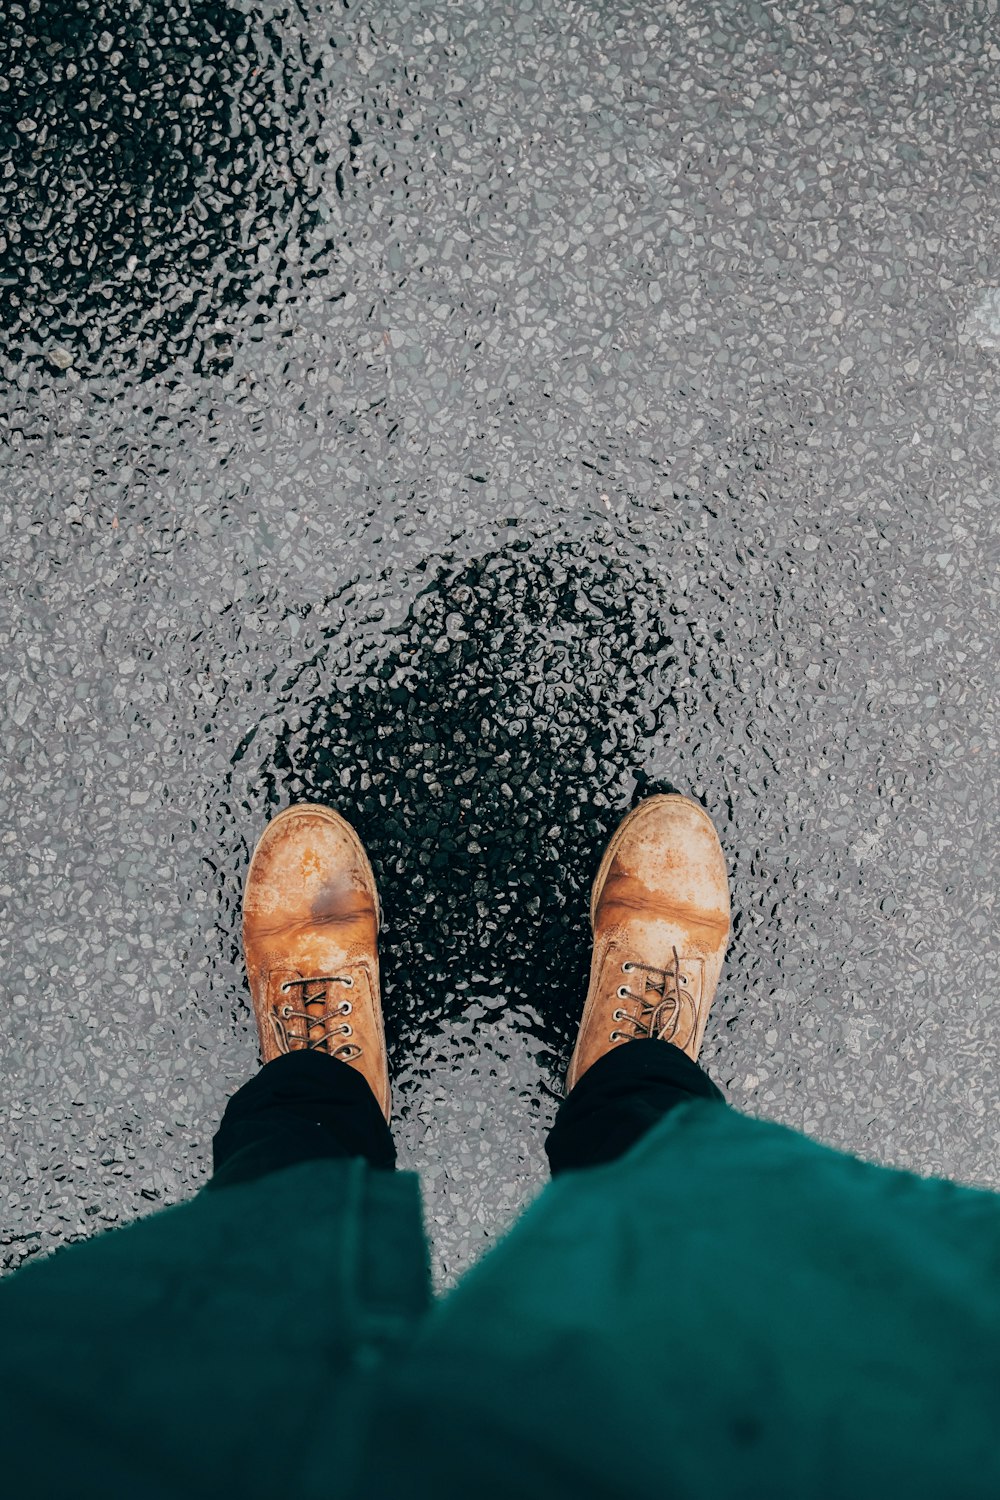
[269,974,362,1061]
[610,947,700,1045]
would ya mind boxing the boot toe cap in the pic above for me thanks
[594,795,730,930]
[243,804,377,932]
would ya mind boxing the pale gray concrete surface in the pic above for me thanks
[1,0,997,1284]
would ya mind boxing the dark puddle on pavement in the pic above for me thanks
[260,541,691,1069]
[3,0,323,377]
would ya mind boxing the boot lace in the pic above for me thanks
[610,947,697,1046]
[269,974,362,1062]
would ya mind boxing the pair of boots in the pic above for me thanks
[242,792,731,1113]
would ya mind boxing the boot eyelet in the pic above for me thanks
[342,976,355,987]
[616,985,630,999]
[609,1030,623,1043]
[621,962,634,973]
[613,1008,625,1021]
[342,1024,353,1037]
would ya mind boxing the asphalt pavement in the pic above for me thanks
[1,0,997,1283]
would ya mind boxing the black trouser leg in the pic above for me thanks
[208,1050,396,1190]
[545,1037,726,1176]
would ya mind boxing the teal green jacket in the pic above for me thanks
[3,1101,1000,1497]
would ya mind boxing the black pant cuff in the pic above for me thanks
[545,1038,725,1176]
[210,1050,396,1190]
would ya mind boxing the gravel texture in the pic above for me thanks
[1,0,997,1285]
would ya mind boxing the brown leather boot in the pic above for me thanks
[566,794,731,1090]
[242,802,390,1119]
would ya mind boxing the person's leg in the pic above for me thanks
[355,797,1000,1499]
[545,1034,725,1175]
[0,804,430,1499]
[210,1049,396,1190]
